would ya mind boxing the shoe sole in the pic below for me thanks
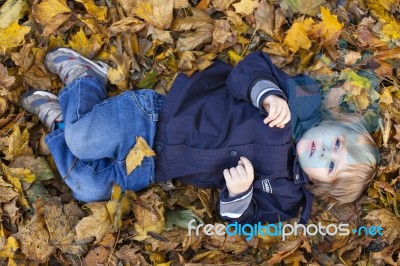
[45,48,109,76]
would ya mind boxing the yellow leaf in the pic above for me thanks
[228,49,242,64]
[76,202,113,244]
[32,0,70,26]
[232,0,260,15]
[109,18,147,36]
[4,126,31,161]
[311,7,344,46]
[0,236,18,259]
[75,0,107,21]
[0,22,30,54]
[382,19,400,39]
[49,35,67,50]
[125,137,155,175]
[108,51,131,90]
[379,87,393,105]
[134,0,173,29]
[68,28,103,58]
[0,0,28,30]
[283,17,314,53]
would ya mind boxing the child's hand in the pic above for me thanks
[223,156,254,198]
[262,95,291,128]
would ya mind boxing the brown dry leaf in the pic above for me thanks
[134,0,173,30]
[0,176,19,203]
[42,13,71,36]
[311,7,344,46]
[212,0,236,11]
[43,198,85,254]
[0,63,15,88]
[0,0,28,30]
[125,136,155,175]
[254,0,276,37]
[132,187,165,241]
[75,202,113,244]
[32,0,71,34]
[174,9,214,51]
[174,0,189,8]
[279,0,328,17]
[24,65,52,90]
[152,28,174,44]
[109,18,147,36]
[283,17,314,53]
[364,209,400,244]
[379,87,394,106]
[83,246,109,265]
[232,0,260,16]
[267,239,302,264]
[344,50,361,66]
[68,28,103,59]
[0,22,31,54]
[115,245,150,265]
[206,20,236,53]
[17,209,54,262]
[74,0,107,21]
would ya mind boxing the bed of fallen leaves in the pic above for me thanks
[0,0,399,265]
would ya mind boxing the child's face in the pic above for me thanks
[296,123,356,183]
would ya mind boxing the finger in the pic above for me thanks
[277,110,291,128]
[268,104,283,126]
[270,105,287,127]
[264,102,278,123]
[240,156,254,175]
[223,169,231,180]
[229,167,239,179]
[236,164,247,176]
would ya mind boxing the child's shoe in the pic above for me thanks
[44,48,109,85]
[20,90,63,130]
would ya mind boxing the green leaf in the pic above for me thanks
[137,70,158,89]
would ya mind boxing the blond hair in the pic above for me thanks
[305,113,379,204]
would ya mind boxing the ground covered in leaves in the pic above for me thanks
[0,0,399,265]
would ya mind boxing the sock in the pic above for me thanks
[55,121,65,129]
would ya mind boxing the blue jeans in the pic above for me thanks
[45,76,164,202]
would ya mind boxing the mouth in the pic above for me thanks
[309,141,315,157]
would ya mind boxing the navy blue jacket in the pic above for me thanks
[154,52,321,224]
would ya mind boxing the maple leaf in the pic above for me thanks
[125,136,155,175]
[75,202,113,244]
[283,17,314,53]
[0,22,30,54]
[68,28,103,59]
[364,209,400,244]
[311,7,344,46]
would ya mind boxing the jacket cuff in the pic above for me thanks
[250,80,281,108]
[219,185,253,219]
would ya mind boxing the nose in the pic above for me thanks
[319,145,330,160]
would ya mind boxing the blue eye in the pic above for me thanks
[329,161,335,172]
[335,139,340,149]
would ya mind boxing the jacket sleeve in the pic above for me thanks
[226,51,291,104]
[218,177,307,224]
